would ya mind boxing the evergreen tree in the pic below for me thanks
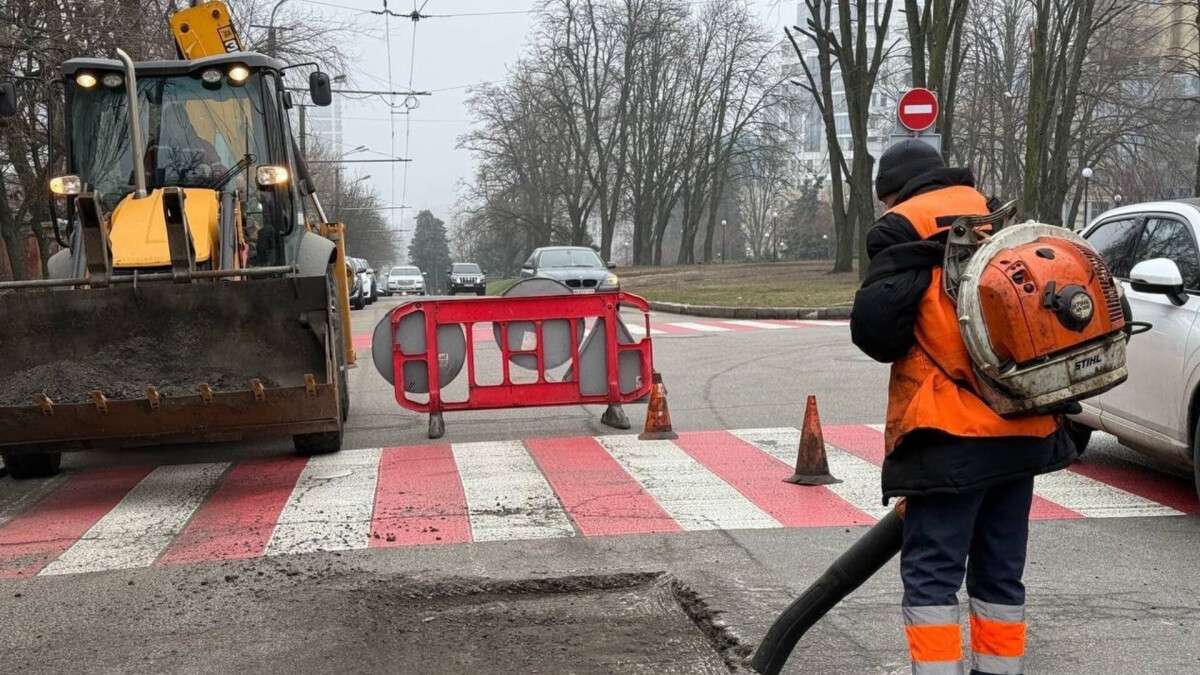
[407,210,452,293]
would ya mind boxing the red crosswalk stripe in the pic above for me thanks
[674,430,873,527]
[526,436,680,536]
[158,457,308,565]
[0,466,153,577]
[371,444,473,546]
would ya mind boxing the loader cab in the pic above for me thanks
[56,53,313,270]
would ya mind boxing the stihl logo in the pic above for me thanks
[1074,355,1102,371]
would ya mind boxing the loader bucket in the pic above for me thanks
[0,275,341,453]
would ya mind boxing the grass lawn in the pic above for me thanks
[616,261,859,307]
[489,261,859,307]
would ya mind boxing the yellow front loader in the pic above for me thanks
[0,2,356,478]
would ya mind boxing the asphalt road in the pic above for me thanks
[1,295,1197,674]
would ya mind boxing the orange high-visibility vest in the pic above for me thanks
[884,185,1057,453]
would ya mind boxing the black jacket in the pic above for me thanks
[850,167,1074,503]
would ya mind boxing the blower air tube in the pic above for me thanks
[750,508,905,675]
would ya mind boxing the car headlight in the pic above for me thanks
[603,273,619,287]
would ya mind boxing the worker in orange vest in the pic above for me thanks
[851,140,1076,675]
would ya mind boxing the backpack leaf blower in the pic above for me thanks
[752,205,1135,674]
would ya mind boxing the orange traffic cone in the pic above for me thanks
[784,396,841,485]
[638,372,678,440]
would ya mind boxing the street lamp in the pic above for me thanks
[1081,167,1093,227]
[1114,194,1122,208]
[267,0,291,57]
[720,219,727,264]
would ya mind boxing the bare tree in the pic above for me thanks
[903,0,970,158]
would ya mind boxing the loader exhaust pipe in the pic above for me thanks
[750,508,904,675]
[115,48,148,199]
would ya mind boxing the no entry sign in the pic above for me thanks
[896,88,939,132]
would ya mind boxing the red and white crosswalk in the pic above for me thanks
[351,318,848,349]
[0,425,1193,578]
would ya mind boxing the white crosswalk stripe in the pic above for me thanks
[40,463,227,576]
[722,320,789,330]
[452,440,576,541]
[598,435,781,530]
[733,428,891,519]
[665,321,731,333]
[266,448,383,555]
[1034,471,1184,518]
[624,323,667,336]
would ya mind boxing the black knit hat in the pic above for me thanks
[875,139,945,200]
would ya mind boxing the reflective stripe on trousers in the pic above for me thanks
[969,598,1025,674]
[903,605,963,674]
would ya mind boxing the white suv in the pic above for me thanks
[1070,199,1200,497]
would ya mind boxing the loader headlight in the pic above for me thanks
[200,68,223,85]
[49,174,82,196]
[228,65,250,84]
[1069,293,1094,322]
[101,73,123,88]
[256,165,290,189]
[74,73,97,89]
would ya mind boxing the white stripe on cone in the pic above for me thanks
[265,448,383,555]
[599,435,781,530]
[40,463,227,576]
[452,440,575,541]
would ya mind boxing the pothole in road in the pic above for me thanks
[35,571,752,674]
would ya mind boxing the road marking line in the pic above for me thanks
[1033,470,1185,518]
[675,430,874,527]
[0,467,153,578]
[721,320,790,330]
[1069,458,1199,514]
[733,428,891,520]
[40,463,227,576]
[792,320,851,327]
[665,321,732,333]
[158,456,308,565]
[0,473,66,529]
[452,440,575,542]
[598,435,781,531]
[822,424,1081,520]
[526,436,681,536]
[371,444,472,547]
[624,323,667,336]
[265,448,383,556]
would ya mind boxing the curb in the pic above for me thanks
[646,300,852,321]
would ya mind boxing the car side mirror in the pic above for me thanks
[1130,258,1188,306]
[0,81,16,117]
[309,71,333,107]
[606,261,616,270]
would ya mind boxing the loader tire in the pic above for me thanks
[1,451,62,480]
[293,430,343,456]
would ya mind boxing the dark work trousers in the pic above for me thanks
[901,476,1034,675]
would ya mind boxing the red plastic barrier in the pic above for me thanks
[388,291,655,437]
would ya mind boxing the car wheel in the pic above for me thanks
[2,450,62,479]
[1065,419,1093,457]
[1193,415,1200,503]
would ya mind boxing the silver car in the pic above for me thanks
[520,246,619,292]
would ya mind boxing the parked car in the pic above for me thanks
[386,265,427,296]
[1070,198,1200,497]
[348,259,366,310]
[519,246,619,292]
[447,262,487,295]
[365,267,379,304]
[376,268,390,297]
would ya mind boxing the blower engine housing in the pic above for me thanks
[948,221,1128,416]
